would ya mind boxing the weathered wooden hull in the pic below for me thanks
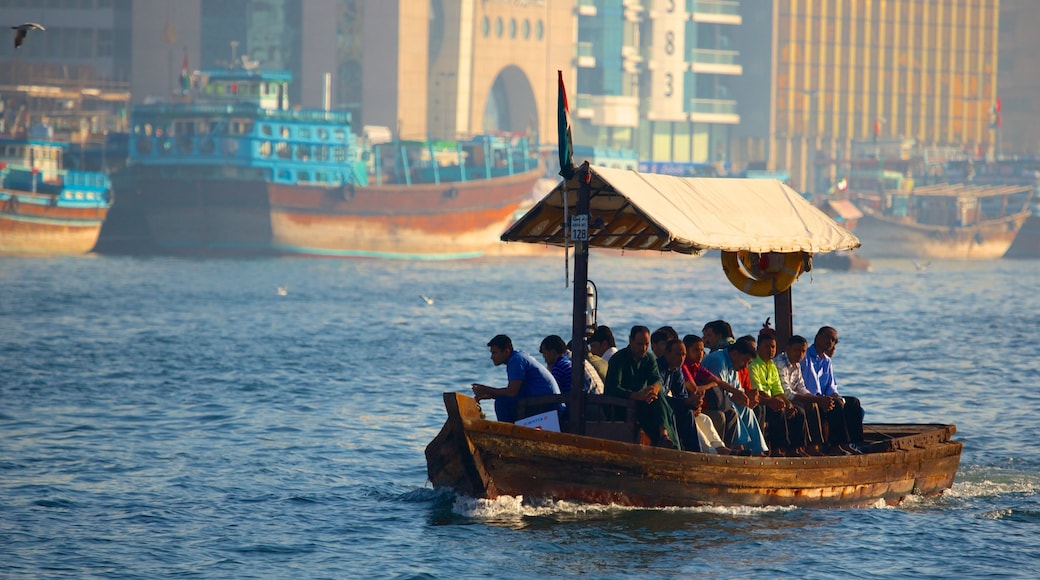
[1,192,108,255]
[426,393,962,508]
[115,168,540,258]
[854,210,1027,259]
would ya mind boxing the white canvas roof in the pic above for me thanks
[502,165,861,255]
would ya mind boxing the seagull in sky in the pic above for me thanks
[419,295,435,305]
[912,261,931,272]
[12,23,45,49]
[276,286,288,296]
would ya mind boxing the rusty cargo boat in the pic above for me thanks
[110,67,540,258]
[1,137,112,255]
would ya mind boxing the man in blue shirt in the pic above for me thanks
[539,334,574,394]
[800,326,864,451]
[701,338,769,455]
[472,334,561,423]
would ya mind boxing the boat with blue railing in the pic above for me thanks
[0,137,113,255]
[110,65,542,258]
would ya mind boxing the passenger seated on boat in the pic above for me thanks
[748,330,812,457]
[701,338,770,455]
[539,335,573,394]
[588,325,618,362]
[650,326,679,359]
[774,334,827,453]
[603,325,680,449]
[702,320,736,353]
[659,338,740,454]
[567,339,606,394]
[682,334,738,445]
[658,338,703,452]
[800,326,865,453]
[472,334,562,423]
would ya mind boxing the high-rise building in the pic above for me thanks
[570,0,743,170]
[735,0,1001,193]
[997,0,1040,155]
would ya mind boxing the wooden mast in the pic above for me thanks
[568,162,591,434]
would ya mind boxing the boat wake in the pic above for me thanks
[945,464,1040,500]
[450,494,797,520]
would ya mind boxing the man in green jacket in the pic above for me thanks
[604,325,680,448]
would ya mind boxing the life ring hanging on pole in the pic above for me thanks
[721,250,806,297]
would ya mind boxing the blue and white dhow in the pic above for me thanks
[117,65,541,258]
[0,138,112,255]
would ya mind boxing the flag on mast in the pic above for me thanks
[557,70,575,179]
[180,51,190,93]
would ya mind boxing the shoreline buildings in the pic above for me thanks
[0,0,1035,193]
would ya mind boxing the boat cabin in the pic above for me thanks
[193,68,292,111]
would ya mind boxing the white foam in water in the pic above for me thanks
[945,466,1040,499]
[451,494,797,519]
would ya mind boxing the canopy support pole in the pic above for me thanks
[569,164,591,435]
[774,288,793,347]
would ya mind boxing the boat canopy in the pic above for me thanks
[501,164,860,255]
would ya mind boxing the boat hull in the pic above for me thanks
[1004,214,1040,259]
[1,193,108,255]
[426,393,963,509]
[854,210,1027,259]
[115,167,541,258]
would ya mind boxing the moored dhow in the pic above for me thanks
[112,66,541,258]
[0,137,112,255]
[851,183,1032,259]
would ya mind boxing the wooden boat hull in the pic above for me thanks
[854,210,1027,259]
[426,393,962,508]
[114,167,540,258]
[1,192,108,255]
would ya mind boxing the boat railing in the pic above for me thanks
[516,393,639,443]
[377,135,538,185]
[133,103,353,125]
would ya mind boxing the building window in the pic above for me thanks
[536,20,544,40]
[509,19,517,39]
[482,16,490,37]
[522,19,530,40]
[495,17,503,38]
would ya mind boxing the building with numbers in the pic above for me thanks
[568,0,743,173]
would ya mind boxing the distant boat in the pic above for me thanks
[0,137,113,255]
[851,183,1032,259]
[106,67,542,259]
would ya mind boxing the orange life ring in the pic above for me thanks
[721,250,805,297]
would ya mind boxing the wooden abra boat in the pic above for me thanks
[425,162,963,509]
[427,393,961,508]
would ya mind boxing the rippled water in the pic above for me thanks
[2,254,1039,578]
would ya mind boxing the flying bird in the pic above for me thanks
[12,23,45,49]
[912,261,931,272]
[419,295,435,305]
[276,286,288,296]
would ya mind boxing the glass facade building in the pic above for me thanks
[736,0,1000,192]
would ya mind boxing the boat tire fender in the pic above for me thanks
[4,195,18,214]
